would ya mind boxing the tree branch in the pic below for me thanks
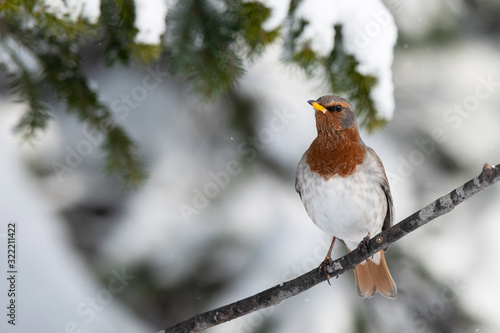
[160,163,500,333]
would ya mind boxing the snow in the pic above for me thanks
[0,101,152,333]
[5,1,500,332]
[340,0,397,119]
[284,0,397,119]
[133,0,168,45]
[42,0,168,45]
[294,0,339,56]
[260,0,288,31]
[40,0,397,119]
[79,0,100,23]
[43,0,101,24]
[0,37,40,74]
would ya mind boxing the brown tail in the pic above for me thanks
[354,250,397,299]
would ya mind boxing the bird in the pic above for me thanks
[295,95,397,299]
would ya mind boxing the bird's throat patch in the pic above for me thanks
[306,128,366,179]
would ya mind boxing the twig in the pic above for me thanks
[160,163,500,333]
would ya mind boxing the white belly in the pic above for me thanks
[296,152,387,251]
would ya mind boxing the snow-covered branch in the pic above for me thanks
[160,163,500,333]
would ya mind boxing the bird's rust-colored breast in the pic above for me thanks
[306,127,366,179]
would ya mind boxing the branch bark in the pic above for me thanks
[160,163,500,333]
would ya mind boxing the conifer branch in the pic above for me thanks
[1,1,392,184]
[160,163,500,333]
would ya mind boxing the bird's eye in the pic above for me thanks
[327,105,343,112]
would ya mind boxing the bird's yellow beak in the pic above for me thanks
[307,100,327,114]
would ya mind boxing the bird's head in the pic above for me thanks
[308,95,358,133]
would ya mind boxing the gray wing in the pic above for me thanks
[381,181,394,232]
[295,177,302,199]
[366,147,394,233]
[295,151,308,200]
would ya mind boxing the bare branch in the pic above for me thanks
[160,163,500,333]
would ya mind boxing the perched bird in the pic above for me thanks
[295,95,397,299]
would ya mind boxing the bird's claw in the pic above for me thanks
[357,232,371,255]
[319,256,333,285]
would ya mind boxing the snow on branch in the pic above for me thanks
[282,0,397,121]
[160,163,500,333]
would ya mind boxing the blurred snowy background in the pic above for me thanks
[1,0,500,332]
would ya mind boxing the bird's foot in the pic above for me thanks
[319,256,333,285]
[356,232,371,255]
